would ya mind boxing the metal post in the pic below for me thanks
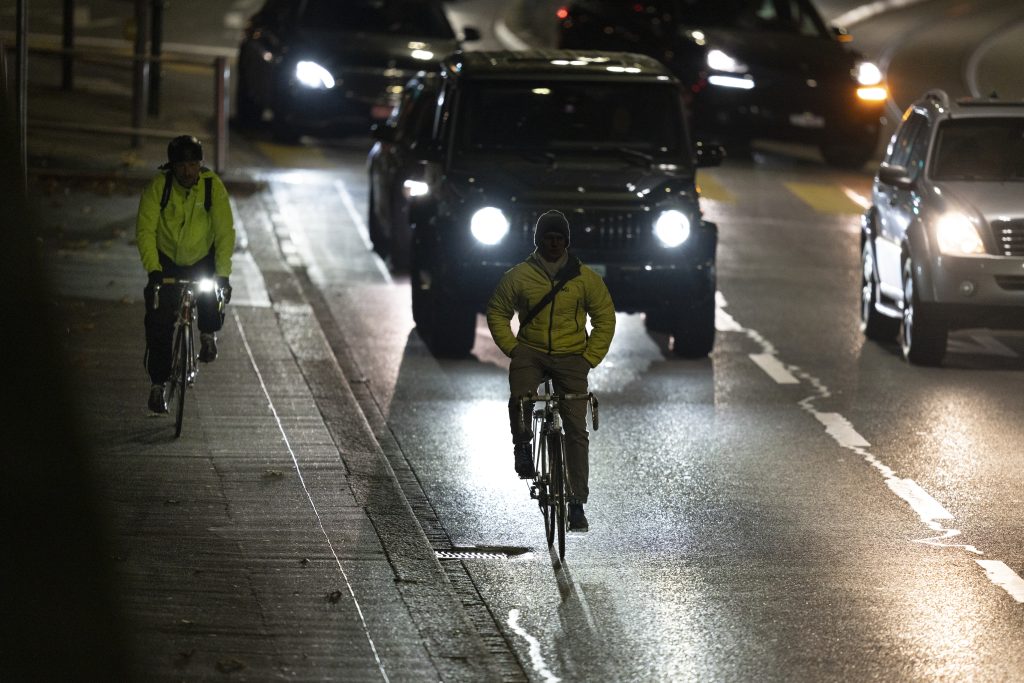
[16,0,27,192]
[131,0,149,147]
[62,0,74,91]
[213,56,228,173]
[147,0,164,116]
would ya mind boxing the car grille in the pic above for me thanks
[510,208,652,251]
[993,219,1024,256]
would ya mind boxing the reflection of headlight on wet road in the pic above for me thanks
[470,207,509,245]
[654,210,691,248]
[708,74,755,89]
[295,60,335,89]
[936,212,985,255]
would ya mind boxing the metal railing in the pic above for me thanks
[2,41,231,172]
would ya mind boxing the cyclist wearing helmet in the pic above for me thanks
[486,210,616,532]
[137,135,235,413]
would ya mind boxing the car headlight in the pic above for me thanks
[855,61,883,85]
[707,49,747,74]
[295,60,335,89]
[653,210,691,248]
[935,212,985,255]
[402,179,429,198]
[470,207,509,245]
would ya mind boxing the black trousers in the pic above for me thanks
[143,249,224,385]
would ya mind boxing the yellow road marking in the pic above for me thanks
[785,182,865,215]
[254,142,333,169]
[695,171,734,203]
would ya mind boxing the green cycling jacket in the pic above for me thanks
[136,169,235,276]
[487,252,616,367]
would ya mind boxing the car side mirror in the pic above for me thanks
[878,163,915,190]
[694,141,724,168]
[832,25,853,43]
[462,26,481,42]
[371,123,397,143]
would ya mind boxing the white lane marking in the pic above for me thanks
[813,412,870,448]
[977,561,1024,603]
[842,187,871,210]
[716,298,1024,601]
[832,0,933,27]
[333,179,393,284]
[233,311,390,682]
[750,353,800,384]
[507,609,561,683]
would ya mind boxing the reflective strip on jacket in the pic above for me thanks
[486,252,616,367]
[135,169,235,276]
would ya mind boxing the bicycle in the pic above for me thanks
[151,277,224,437]
[519,380,598,560]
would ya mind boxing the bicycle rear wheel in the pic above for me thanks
[549,431,566,560]
[170,324,189,437]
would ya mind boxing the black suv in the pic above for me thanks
[368,50,722,358]
[556,0,888,168]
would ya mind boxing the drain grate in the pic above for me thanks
[435,546,532,561]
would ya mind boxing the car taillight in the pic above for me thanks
[556,6,569,20]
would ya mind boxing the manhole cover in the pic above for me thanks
[435,546,531,561]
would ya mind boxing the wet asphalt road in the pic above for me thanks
[13,0,1024,680]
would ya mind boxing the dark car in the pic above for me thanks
[368,50,723,358]
[235,0,478,141]
[556,0,888,168]
[860,90,1024,365]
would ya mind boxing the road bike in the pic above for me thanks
[519,379,598,560]
[152,277,224,437]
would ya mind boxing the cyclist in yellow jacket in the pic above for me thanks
[137,135,235,413]
[486,210,615,531]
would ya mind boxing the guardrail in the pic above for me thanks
[1,41,231,172]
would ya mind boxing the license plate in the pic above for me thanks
[789,112,826,129]
[589,264,607,277]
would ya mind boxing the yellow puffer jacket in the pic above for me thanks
[136,169,235,276]
[487,252,616,367]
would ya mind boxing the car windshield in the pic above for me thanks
[298,0,455,39]
[454,81,690,163]
[930,118,1024,181]
[673,0,827,37]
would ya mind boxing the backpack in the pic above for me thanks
[160,170,213,212]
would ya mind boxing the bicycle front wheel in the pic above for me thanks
[549,431,566,560]
[171,324,189,438]
[537,434,555,548]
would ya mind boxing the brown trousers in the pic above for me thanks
[508,345,591,503]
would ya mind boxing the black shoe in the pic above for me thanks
[148,384,167,413]
[199,332,218,362]
[514,443,536,479]
[568,503,589,532]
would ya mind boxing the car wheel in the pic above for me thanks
[367,187,386,257]
[235,72,260,127]
[388,198,412,273]
[669,295,715,359]
[860,240,900,341]
[900,257,947,365]
[410,261,475,358]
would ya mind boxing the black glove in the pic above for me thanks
[217,276,232,304]
[147,271,163,287]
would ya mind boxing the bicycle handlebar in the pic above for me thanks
[517,391,599,431]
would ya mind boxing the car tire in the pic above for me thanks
[235,70,260,128]
[367,187,386,257]
[669,295,716,358]
[860,240,900,341]
[411,260,475,358]
[900,257,947,365]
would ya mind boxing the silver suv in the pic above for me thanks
[860,89,1024,365]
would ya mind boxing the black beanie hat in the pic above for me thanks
[534,210,571,246]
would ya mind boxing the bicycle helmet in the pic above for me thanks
[163,135,203,168]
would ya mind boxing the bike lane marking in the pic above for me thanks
[508,609,561,683]
[233,310,391,681]
[717,293,1024,603]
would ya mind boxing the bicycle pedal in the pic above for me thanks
[529,485,539,500]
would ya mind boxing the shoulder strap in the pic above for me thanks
[519,257,582,330]
[204,176,213,212]
[159,171,173,211]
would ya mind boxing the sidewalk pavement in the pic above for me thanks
[9,83,513,683]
